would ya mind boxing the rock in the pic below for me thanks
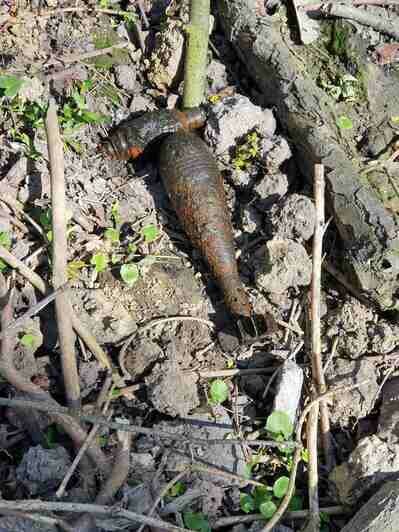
[129,94,156,112]
[194,479,224,517]
[254,172,289,207]
[146,19,184,91]
[326,298,374,358]
[204,94,276,156]
[254,239,312,293]
[340,480,399,532]
[330,435,399,505]
[207,60,229,93]
[241,204,262,234]
[378,377,399,442]
[145,359,200,417]
[269,194,316,241]
[114,64,137,93]
[368,321,399,354]
[119,338,162,380]
[272,360,304,425]
[16,445,71,496]
[155,409,246,481]
[325,357,378,426]
[262,136,292,170]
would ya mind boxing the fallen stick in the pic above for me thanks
[321,2,399,40]
[214,506,347,528]
[45,98,80,409]
[0,500,191,532]
[0,396,297,449]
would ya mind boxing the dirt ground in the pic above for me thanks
[0,1,399,532]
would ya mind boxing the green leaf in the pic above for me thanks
[90,253,108,273]
[0,231,12,249]
[111,201,121,226]
[183,512,211,532]
[266,411,293,440]
[259,500,277,519]
[44,425,57,449]
[288,495,303,512]
[80,110,109,124]
[140,224,160,243]
[0,75,25,98]
[336,115,353,130]
[127,243,137,254]
[169,481,186,497]
[240,493,255,514]
[20,333,39,350]
[120,263,139,287]
[104,227,120,243]
[39,208,52,230]
[243,463,253,479]
[209,379,229,405]
[301,448,309,463]
[253,486,272,508]
[273,476,289,499]
[80,80,93,93]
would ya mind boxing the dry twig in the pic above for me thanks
[45,99,80,409]
[0,500,191,532]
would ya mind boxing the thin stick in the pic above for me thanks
[196,367,277,378]
[0,501,192,532]
[182,0,210,108]
[312,164,332,469]
[321,2,399,40]
[0,283,69,341]
[260,380,370,532]
[45,99,80,409]
[56,377,113,498]
[137,469,190,532]
[0,246,112,370]
[0,397,296,449]
[306,403,320,531]
[214,506,346,528]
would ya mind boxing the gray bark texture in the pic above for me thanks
[218,0,399,310]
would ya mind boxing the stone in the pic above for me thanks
[16,445,71,496]
[254,239,312,294]
[340,480,399,532]
[114,64,137,93]
[269,194,316,242]
[204,94,276,156]
[272,360,304,424]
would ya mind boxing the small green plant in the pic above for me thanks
[266,411,294,442]
[0,75,25,99]
[208,379,229,405]
[20,333,40,350]
[239,477,291,521]
[60,80,109,132]
[336,115,353,130]
[91,252,109,274]
[140,224,160,243]
[0,231,12,272]
[232,131,260,170]
[183,512,211,532]
[44,425,57,449]
[120,263,139,287]
[169,481,186,497]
